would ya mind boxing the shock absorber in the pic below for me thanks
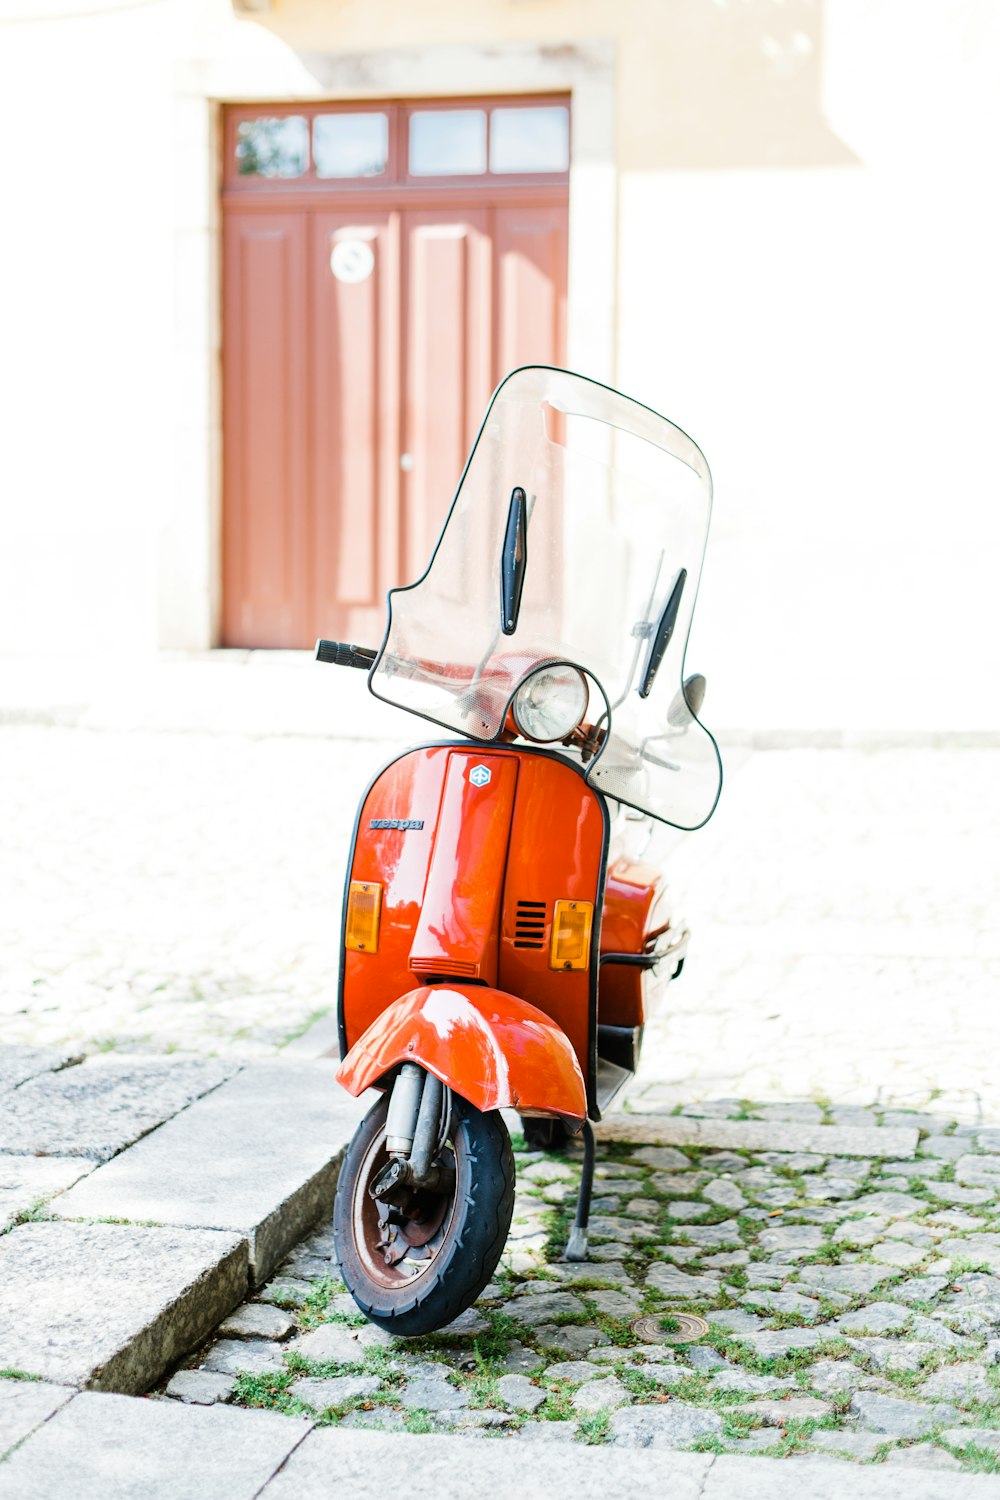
[385,1062,424,1154]
[374,1065,454,1202]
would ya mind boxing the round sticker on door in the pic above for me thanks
[330,240,375,284]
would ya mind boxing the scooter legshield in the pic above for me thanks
[336,984,587,1126]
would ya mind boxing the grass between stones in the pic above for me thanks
[943,1442,1000,1474]
[577,1411,611,1444]
[203,1110,1000,1464]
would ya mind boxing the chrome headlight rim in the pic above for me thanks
[511,661,590,744]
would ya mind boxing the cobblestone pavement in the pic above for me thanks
[167,1107,1000,1473]
[0,725,380,1056]
[1,722,997,1114]
[634,745,1000,1119]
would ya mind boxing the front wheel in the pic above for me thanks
[333,1090,515,1336]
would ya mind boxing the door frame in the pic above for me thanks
[167,40,616,651]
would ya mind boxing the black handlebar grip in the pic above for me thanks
[315,640,377,669]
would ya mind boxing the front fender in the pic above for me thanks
[336,985,587,1126]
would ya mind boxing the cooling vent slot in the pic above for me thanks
[410,956,480,979]
[513,900,547,949]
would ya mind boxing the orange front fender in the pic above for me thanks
[336,985,587,1127]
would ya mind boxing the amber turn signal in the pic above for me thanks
[345,881,382,953]
[549,899,593,971]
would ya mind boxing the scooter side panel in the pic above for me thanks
[598,859,672,1028]
[337,984,587,1124]
[341,747,452,1052]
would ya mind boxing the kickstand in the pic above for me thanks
[564,1120,595,1261]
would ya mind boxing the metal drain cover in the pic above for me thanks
[631,1312,709,1344]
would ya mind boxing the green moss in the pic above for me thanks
[468,1310,524,1364]
[689,1433,728,1454]
[231,1367,302,1415]
[537,1385,576,1422]
[295,1274,356,1332]
[0,1368,40,1382]
[944,1442,1000,1474]
[721,1410,758,1439]
[404,1408,434,1434]
[577,1411,611,1444]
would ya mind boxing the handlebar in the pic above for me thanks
[315,640,377,670]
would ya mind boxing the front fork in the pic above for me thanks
[373,1063,454,1204]
[379,1062,597,1262]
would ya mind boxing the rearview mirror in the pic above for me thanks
[667,673,706,727]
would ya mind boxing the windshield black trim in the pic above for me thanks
[640,568,687,699]
[500,486,528,636]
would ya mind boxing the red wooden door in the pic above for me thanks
[221,99,569,649]
[222,212,309,647]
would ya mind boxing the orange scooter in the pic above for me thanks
[318,367,722,1335]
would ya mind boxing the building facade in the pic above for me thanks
[1,0,997,731]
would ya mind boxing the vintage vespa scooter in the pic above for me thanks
[316,366,721,1336]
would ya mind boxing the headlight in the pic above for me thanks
[512,665,588,743]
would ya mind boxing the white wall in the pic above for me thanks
[0,0,996,734]
[618,2,1000,732]
[0,0,179,655]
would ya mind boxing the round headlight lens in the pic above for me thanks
[512,665,589,743]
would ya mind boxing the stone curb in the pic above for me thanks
[0,1223,248,1394]
[51,1061,366,1285]
[597,1114,920,1159]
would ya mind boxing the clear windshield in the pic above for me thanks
[370,366,722,830]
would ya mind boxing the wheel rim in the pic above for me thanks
[350,1123,460,1292]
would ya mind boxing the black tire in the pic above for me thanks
[521,1116,570,1153]
[333,1090,515,1337]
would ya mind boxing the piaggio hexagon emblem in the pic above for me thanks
[468,764,492,787]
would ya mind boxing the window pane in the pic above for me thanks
[235,116,308,178]
[313,112,388,178]
[490,106,570,174]
[409,110,487,176]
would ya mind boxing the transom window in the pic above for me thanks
[225,98,570,189]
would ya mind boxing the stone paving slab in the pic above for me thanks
[51,1061,366,1284]
[4,1391,998,1499]
[0,1155,93,1232]
[0,1379,73,1460]
[257,1427,712,1499]
[0,1391,312,1499]
[0,1222,247,1393]
[703,1454,1000,1497]
[0,1045,75,1094]
[598,1113,920,1159]
[0,1054,237,1161]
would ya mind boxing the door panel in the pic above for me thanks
[494,204,568,376]
[311,211,400,645]
[222,213,309,647]
[401,211,492,584]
